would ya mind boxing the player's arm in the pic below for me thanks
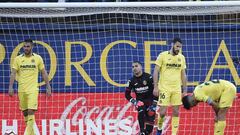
[153,53,163,97]
[125,80,144,108]
[153,65,160,97]
[146,74,158,116]
[206,97,219,109]
[125,80,133,101]
[41,68,51,96]
[8,68,17,97]
[181,69,187,96]
[149,74,159,101]
[148,74,158,113]
[181,55,187,96]
[196,90,219,109]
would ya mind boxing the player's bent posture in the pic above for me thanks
[125,61,158,135]
[153,38,187,135]
[182,79,236,135]
[8,39,51,135]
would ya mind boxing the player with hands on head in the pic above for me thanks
[125,61,158,135]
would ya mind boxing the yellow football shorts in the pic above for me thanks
[158,88,182,106]
[219,83,236,108]
[18,90,39,111]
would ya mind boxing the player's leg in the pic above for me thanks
[145,124,154,135]
[19,92,35,135]
[214,84,236,135]
[26,109,36,135]
[26,91,39,135]
[172,106,180,135]
[137,106,146,134]
[19,92,28,124]
[23,110,28,124]
[156,90,170,135]
[212,105,219,133]
[145,108,155,135]
[171,91,182,135]
[214,108,228,135]
[156,106,167,135]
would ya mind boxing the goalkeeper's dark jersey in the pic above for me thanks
[125,72,156,103]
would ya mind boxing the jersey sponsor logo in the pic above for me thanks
[135,86,149,92]
[20,64,36,68]
[166,63,181,68]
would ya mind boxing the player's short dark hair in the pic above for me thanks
[172,37,182,44]
[133,61,142,66]
[182,96,191,110]
[24,39,34,45]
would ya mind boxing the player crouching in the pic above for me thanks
[182,79,236,135]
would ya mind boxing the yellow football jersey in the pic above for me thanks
[155,51,186,91]
[194,79,236,102]
[12,53,44,93]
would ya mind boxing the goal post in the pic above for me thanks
[0,1,239,135]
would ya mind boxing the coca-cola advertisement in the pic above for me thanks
[1,93,138,135]
[1,93,240,135]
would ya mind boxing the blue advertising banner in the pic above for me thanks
[0,23,239,93]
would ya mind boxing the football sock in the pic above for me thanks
[138,107,145,132]
[172,117,179,135]
[157,115,165,130]
[145,124,154,134]
[24,116,28,124]
[214,121,226,135]
[214,121,218,133]
[26,115,35,135]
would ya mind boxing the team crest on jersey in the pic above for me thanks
[143,80,147,85]
[178,58,181,62]
[31,59,35,63]
[126,80,130,86]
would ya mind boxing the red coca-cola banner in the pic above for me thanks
[1,93,240,135]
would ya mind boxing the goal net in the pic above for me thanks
[0,1,240,135]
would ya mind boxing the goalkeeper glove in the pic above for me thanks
[130,98,144,109]
[147,100,157,116]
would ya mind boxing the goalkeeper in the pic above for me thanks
[125,61,158,135]
[182,79,236,135]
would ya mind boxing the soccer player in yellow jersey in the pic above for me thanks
[182,79,236,135]
[8,39,51,135]
[153,37,187,135]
